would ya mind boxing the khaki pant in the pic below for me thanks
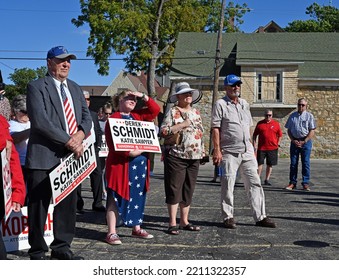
[220,151,267,222]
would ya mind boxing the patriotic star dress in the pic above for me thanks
[112,114,148,226]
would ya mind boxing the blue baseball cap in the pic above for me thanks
[47,46,77,60]
[224,74,242,86]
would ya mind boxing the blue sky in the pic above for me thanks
[0,0,336,86]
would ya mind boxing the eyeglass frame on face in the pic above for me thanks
[298,103,306,107]
[50,57,71,64]
[231,83,241,88]
[104,111,112,115]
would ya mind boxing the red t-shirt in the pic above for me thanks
[253,119,282,151]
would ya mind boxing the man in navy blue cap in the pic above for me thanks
[47,46,77,60]
[25,46,92,259]
[211,74,276,229]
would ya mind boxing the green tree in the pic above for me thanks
[206,1,249,33]
[285,3,339,32]
[72,0,249,97]
[4,66,47,100]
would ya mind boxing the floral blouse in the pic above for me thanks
[160,106,205,160]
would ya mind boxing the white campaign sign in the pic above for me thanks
[49,137,97,205]
[1,149,12,221]
[1,205,54,252]
[108,118,161,153]
[98,135,109,157]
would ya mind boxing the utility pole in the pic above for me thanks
[209,0,226,154]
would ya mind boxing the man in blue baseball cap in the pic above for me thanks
[25,46,91,260]
[224,74,242,87]
[47,46,77,60]
[211,74,276,230]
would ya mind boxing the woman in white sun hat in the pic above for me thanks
[160,82,205,235]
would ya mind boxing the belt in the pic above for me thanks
[294,137,306,141]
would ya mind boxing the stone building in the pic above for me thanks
[168,32,339,158]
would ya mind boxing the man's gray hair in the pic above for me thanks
[265,108,273,115]
[11,94,27,114]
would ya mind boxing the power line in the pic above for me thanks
[0,49,86,54]
[0,8,79,13]
[0,57,124,61]
[0,61,15,70]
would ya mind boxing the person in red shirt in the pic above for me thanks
[104,90,160,245]
[0,115,26,260]
[253,109,283,186]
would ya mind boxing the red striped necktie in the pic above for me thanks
[60,82,77,135]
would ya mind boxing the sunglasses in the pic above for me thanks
[231,83,241,88]
[104,112,112,115]
[265,114,272,117]
[298,104,306,107]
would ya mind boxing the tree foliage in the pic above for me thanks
[285,3,339,32]
[206,1,249,33]
[4,67,47,100]
[72,0,249,96]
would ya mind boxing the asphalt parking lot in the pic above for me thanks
[8,156,339,260]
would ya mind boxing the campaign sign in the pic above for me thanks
[1,149,12,221]
[99,135,109,158]
[1,205,54,252]
[108,118,161,153]
[49,137,97,206]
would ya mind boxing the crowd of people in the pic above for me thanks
[0,45,316,260]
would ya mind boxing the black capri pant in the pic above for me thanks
[164,153,200,206]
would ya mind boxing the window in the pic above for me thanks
[256,71,282,103]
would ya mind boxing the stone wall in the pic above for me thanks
[298,87,339,158]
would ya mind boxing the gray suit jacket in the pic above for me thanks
[25,75,92,169]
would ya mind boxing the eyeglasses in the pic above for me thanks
[298,104,306,107]
[104,112,112,115]
[231,83,241,88]
[265,114,272,117]
[51,57,71,64]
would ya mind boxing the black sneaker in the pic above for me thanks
[51,250,84,260]
[223,218,236,229]
[264,180,272,186]
[30,255,48,260]
[255,217,276,228]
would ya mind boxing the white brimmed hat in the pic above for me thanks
[169,82,201,104]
